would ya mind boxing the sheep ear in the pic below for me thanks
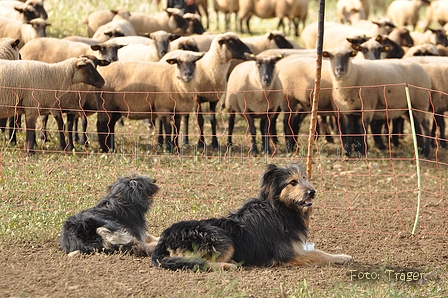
[169,34,181,41]
[322,51,331,58]
[98,60,111,67]
[244,52,256,61]
[90,45,101,51]
[382,45,393,52]
[12,39,20,48]
[14,7,24,13]
[350,51,358,57]
[275,54,283,62]
[351,44,361,52]
[375,35,382,42]
[165,58,178,65]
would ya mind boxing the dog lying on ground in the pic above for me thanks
[152,163,353,270]
[60,172,159,256]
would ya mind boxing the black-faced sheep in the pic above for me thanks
[20,37,125,63]
[322,48,432,157]
[181,32,252,150]
[0,56,105,154]
[0,17,49,48]
[225,53,283,155]
[410,28,448,46]
[95,52,204,153]
[0,0,47,21]
[91,10,136,43]
[83,8,130,38]
[129,9,189,36]
[386,0,430,30]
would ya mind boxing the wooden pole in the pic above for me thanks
[306,0,326,179]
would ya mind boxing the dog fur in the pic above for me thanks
[60,172,159,256]
[151,163,353,271]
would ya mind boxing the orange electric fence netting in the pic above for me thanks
[0,83,447,237]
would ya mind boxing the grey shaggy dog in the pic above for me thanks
[60,173,159,256]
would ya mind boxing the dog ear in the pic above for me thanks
[260,164,279,201]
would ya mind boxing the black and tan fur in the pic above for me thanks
[60,173,159,256]
[151,163,353,271]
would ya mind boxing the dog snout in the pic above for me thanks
[307,189,316,198]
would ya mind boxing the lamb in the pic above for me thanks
[423,0,448,28]
[0,56,105,154]
[0,17,49,48]
[386,0,430,30]
[92,10,136,43]
[225,53,283,155]
[322,48,432,157]
[95,51,204,153]
[117,30,180,62]
[179,32,252,150]
[20,37,125,63]
[0,0,47,21]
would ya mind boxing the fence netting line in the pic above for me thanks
[0,83,446,236]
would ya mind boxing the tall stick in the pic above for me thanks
[306,0,325,179]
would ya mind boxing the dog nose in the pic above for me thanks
[308,189,315,198]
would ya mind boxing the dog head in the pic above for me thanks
[260,163,315,216]
[106,172,159,211]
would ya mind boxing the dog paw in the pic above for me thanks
[334,254,354,264]
[68,250,81,257]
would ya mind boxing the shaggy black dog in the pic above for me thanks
[60,173,159,256]
[152,163,353,270]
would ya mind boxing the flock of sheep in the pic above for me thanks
[0,0,447,158]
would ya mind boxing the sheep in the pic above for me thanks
[322,48,432,157]
[349,36,393,59]
[275,55,335,148]
[225,53,283,155]
[213,0,239,31]
[0,17,49,48]
[275,0,309,37]
[128,9,188,35]
[168,36,200,52]
[386,0,430,30]
[95,51,204,153]
[403,43,439,57]
[410,28,448,46]
[169,34,217,52]
[423,0,448,28]
[241,31,293,55]
[237,0,302,35]
[0,37,20,142]
[0,0,47,21]
[0,56,105,154]
[20,37,125,63]
[336,0,367,24]
[181,12,206,35]
[83,8,130,38]
[404,56,448,148]
[117,31,181,62]
[0,37,20,60]
[179,32,252,150]
[92,10,136,43]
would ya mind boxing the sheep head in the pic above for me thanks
[166,52,204,83]
[217,33,253,61]
[245,53,283,87]
[322,49,357,79]
[75,55,106,88]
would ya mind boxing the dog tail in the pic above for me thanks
[151,241,208,271]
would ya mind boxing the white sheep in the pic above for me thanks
[0,37,20,60]
[275,55,335,147]
[213,0,239,31]
[225,53,283,155]
[92,11,136,43]
[0,0,47,21]
[0,56,105,154]
[83,8,129,38]
[0,17,49,48]
[322,48,432,157]
[178,32,253,150]
[20,37,125,63]
[129,9,188,35]
[336,0,367,24]
[424,0,448,28]
[405,56,448,148]
[386,0,430,30]
[95,51,204,152]
[117,30,181,62]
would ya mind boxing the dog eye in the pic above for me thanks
[289,180,298,186]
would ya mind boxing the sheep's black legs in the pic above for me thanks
[246,114,258,155]
[432,113,447,148]
[260,117,270,154]
[97,112,120,152]
[227,113,235,147]
[209,101,219,149]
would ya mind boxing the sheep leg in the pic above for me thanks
[392,117,404,147]
[182,114,189,145]
[227,112,235,147]
[260,117,271,154]
[196,103,206,149]
[79,114,90,147]
[24,113,38,155]
[431,113,446,148]
[66,113,77,151]
[52,112,68,151]
[413,110,431,158]
[209,101,219,149]
[161,116,174,153]
[40,115,49,142]
[246,114,259,155]
[173,114,182,151]
[370,119,387,150]
[269,108,280,145]
[96,112,119,153]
